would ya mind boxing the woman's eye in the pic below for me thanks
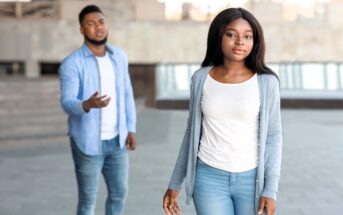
[245,35,253,40]
[227,33,236,38]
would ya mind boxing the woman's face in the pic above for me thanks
[221,18,254,63]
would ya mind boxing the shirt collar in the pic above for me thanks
[81,43,114,57]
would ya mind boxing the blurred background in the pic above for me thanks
[0,0,343,214]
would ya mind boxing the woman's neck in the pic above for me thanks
[220,60,250,76]
[210,60,253,84]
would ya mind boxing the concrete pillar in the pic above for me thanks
[133,0,165,21]
[328,3,343,28]
[252,2,283,24]
[15,2,22,18]
[25,59,40,78]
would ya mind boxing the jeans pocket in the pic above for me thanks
[197,158,206,166]
[70,137,92,158]
[240,168,257,177]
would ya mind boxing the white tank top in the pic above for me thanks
[96,52,118,140]
[198,73,260,172]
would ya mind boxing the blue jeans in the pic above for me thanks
[70,136,129,215]
[193,159,257,215]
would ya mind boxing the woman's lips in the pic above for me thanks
[232,48,245,54]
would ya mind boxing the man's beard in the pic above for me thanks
[84,35,107,46]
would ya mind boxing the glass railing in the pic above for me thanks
[270,63,343,90]
[156,62,343,100]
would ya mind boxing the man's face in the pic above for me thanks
[80,12,108,45]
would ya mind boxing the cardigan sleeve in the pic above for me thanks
[168,74,196,191]
[261,75,283,200]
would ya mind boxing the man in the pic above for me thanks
[59,5,136,215]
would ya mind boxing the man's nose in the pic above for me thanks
[95,23,103,30]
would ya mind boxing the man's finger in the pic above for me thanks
[98,95,108,101]
[127,139,136,150]
[101,97,111,106]
[127,143,135,150]
[91,91,99,98]
[95,97,110,108]
[126,134,136,150]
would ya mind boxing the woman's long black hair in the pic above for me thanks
[201,8,275,76]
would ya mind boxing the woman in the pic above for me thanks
[163,8,282,215]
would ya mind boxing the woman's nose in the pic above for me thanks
[235,38,244,45]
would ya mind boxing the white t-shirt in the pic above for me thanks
[96,52,118,140]
[198,73,260,172]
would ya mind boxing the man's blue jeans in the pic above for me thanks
[193,159,257,215]
[70,136,128,215]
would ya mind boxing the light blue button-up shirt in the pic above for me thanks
[59,43,136,155]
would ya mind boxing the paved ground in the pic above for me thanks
[0,77,343,215]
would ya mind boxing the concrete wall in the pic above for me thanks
[1,0,343,77]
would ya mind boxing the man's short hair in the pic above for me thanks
[79,5,103,25]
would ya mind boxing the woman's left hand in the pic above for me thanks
[257,196,276,215]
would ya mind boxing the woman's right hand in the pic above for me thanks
[163,189,181,215]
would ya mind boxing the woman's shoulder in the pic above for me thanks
[258,73,280,93]
[259,73,279,84]
[192,66,212,80]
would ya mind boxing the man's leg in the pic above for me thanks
[102,136,129,215]
[70,138,103,215]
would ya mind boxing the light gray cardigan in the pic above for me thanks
[168,66,283,211]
